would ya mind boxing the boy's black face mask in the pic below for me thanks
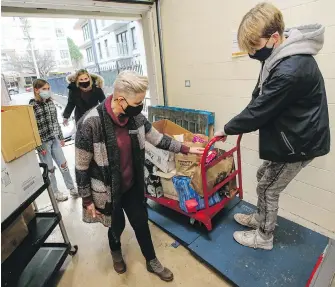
[249,38,274,62]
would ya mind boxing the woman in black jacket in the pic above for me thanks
[63,69,105,124]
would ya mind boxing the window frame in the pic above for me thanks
[86,46,94,63]
[131,27,137,50]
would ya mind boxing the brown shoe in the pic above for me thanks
[147,258,174,282]
[111,251,126,274]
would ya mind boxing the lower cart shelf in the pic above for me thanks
[17,243,71,287]
[2,213,61,286]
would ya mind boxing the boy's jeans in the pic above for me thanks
[255,160,311,237]
[38,138,75,194]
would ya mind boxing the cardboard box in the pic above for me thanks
[1,215,29,263]
[145,120,191,173]
[1,150,44,222]
[1,105,41,163]
[156,170,179,201]
[22,204,36,225]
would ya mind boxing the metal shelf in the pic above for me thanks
[2,213,61,286]
[1,163,78,286]
[17,243,71,287]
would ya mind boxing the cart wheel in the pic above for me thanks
[189,218,196,225]
[69,245,78,256]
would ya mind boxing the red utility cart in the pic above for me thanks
[145,135,243,231]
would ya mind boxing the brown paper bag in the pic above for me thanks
[175,153,201,177]
[191,155,236,196]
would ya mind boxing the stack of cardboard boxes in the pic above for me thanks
[1,105,42,262]
[144,119,207,201]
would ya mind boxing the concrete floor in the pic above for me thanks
[35,143,232,287]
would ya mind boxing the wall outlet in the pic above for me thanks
[185,80,191,87]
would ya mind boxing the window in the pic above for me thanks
[86,47,94,63]
[94,20,98,34]
[61,60,70,66]
[56,28,65,38]
[82,23,90,41]
[97,42,103,59]
[104,39,110,57]
[116,31,128,56]
[60,50,69,59]
[131,27,137,50]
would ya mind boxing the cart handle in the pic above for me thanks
[39,163,49,181]
[200,136,227,168]
[200,135,243,209]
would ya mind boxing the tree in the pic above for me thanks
[7,51,57,79]
[67,37,83,69]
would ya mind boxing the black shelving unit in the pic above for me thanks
[2,163,78,287]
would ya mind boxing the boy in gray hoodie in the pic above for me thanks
[215,2,330,250]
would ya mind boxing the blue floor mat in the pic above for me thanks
[148,199,329,287]
[147,200,201,245]
[188,201,328,287]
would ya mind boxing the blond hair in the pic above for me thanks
[33,79,49,101]
[114,70,149,98]
[238,2,284,53]
[74,69,92,88]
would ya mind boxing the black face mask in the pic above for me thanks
[79,81,90,88]
[121,98,143,117]
[249,40,274,62]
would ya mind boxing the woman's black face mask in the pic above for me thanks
[249,38,274,62]
[79,81,90,88]
[121,98,143,117]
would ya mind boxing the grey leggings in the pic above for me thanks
[255,160,311,236]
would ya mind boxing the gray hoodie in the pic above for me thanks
[260,24,325,94]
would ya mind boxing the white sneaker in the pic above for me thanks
[69,188,79,197]
[234,213,260,229]
[233,229,273,250]
[55,192,68,202]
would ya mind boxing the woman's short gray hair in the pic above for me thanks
[114,70,149,98]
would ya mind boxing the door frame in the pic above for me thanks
[1,0,164,106]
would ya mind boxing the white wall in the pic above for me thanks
[159,0,335,238]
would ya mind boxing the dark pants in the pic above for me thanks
[108,186,156,261]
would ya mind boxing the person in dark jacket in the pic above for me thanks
[63,69,105,124]
[215,2,330,250]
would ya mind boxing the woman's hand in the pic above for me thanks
[189,147,205,155]
[60,140,65,147]
[63,118,69,126]
[40,149,47,156]
[86,203,102,218]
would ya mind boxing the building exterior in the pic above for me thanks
[1,17,73,89]
[73,19,147,75]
